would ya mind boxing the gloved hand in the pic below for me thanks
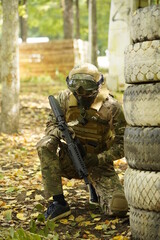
[50,126,75,140]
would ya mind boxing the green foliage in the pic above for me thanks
[27,0,63,39]
[97,0,111,54]
[9,228,42,240]
[27,0,111,54]
[4,213,59,240]
[0,0,111,53]
[78,0,88,41]
[21,72,66,86]
[18,3,27,18]
[21,75,54,84]
[0,203,59,240]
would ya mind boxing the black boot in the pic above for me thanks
[45,194,71,220]
[45,201,71,220]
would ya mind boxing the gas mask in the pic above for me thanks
[66,74,104,109]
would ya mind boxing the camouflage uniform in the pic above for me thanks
[37,86,128,214]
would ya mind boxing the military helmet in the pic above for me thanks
[66,63,104,96]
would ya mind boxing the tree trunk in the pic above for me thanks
[75,0,80,39]
[19,0,28,42]
[131,0,149,11]
[88,0,97,66]
[63,0,73,39]
[1,0,20,133]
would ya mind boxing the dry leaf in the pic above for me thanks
[112,236,129,240]
[26,190,34,196]
[111,218,119,224]
[68,214,75,221]
[94,217,101,221]
[105,219,110,225]
[75,215,85,222]
[16,213,27,221]
[59,219,69,224]
[95,225,103,230]
[30,212,39,218]
[35,194,44,201]
[111,224,116,229]
[0,200,6,207]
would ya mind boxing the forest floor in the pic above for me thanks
[0,79,131,240]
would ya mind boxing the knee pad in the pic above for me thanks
[37,135,58,153]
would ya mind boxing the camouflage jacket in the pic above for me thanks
[45,88,126,161]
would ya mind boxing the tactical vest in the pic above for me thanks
[66,90,114,154]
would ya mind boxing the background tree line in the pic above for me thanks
[14,0,110,55]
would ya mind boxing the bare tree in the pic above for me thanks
[75,0,80,39]
[19,0,28,42]
[88,0,97,66]
[63,0,74,39]
[1,0,20,133]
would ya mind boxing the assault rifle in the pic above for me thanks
[48,95,98,203]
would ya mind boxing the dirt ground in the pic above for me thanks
[0,83,131,240]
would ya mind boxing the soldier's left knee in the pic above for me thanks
[36,135,58,153]
[110,191,128,217]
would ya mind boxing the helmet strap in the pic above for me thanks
[97,75,104,87]
[79,107,88,125]
[66,76,69,86]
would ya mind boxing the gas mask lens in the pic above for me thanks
[67,78,98,91]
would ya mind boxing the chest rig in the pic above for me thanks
[66,91,114,154]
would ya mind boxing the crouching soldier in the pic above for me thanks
[37,63,128,220]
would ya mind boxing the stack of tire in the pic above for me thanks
[123,5,160,240]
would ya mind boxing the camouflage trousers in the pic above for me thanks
[36,135,124,201]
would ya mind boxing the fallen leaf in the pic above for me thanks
[74,231,80,238]
[59,219,69,224]
[111,218,119,224]
[0,200,6,207]
[35,194,44,201]
[95,224,103,230]
[66,181,74,187]
[30,212,39,218]
[78,221,93,227]
[68,214,75,221]
[105,219,110,225]
[111,224,116,229]
[94,217,101,221]
[75,215,85,222]
[90,213,101,218]
[26,190,34,196]
[82,234,88,239]
[112,236,129,240]
[16,213,27,221]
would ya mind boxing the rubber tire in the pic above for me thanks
[124,40,160,83]
[130,206,160,240]
[131,5,160,43]
[124,167,160,211]
[123,83,160,126]
[124,126,160,171]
